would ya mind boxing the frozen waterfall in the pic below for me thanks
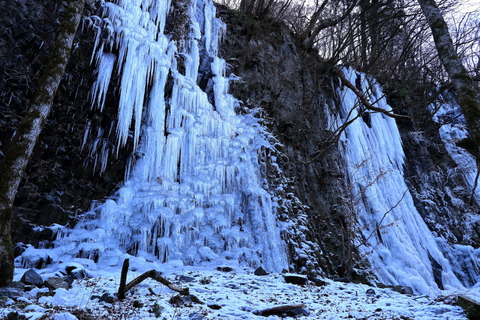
[333,68,479,295]
[34,0,288,272]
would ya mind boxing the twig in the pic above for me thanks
[363,189,409,245]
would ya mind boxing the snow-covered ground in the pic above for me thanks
[1,264,468,320]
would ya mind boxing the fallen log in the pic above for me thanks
[117,259,202,304]
[123,269,189,295]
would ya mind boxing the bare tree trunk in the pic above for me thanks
[0,0,84,286]
[418,0,480,156]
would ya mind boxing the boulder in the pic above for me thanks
[283,274,308,285]
[65,265,88,279]
[254,267,269,276]
[392,285,413,295]
[20,269,43,287]
[366,288,376,296]
[207,304,222,310]
[288,308,310,316]
[45,277,70,290]
[170,294,195,307]
[178,275,195,283]
[216,267,234,272]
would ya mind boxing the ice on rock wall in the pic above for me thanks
[333,68,472,295]
[431,95,480,205]
[44,0,288,272]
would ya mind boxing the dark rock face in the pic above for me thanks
[400,103,480,245]
[0,0,129,250]
[217,7,358,278]
[397,95,480,285]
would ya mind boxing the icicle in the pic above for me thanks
[91,53,116,111]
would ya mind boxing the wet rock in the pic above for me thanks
[392,285,413,295]
[45,277,70,290]
[34,256,52,269]
[254,304,308,317]
[254,267,268,276]
[20,269,43,287]
[283,274,308,285]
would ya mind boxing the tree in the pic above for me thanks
[418,0,480,157]
[0,0,85,286]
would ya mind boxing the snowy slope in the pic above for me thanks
[2,265,467,320]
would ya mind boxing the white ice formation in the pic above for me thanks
[431,94,480,205]
[333,68,479,295]
[46,0,288,272]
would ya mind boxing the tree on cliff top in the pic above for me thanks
[0,0,85,286]
[418,0,480,157]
